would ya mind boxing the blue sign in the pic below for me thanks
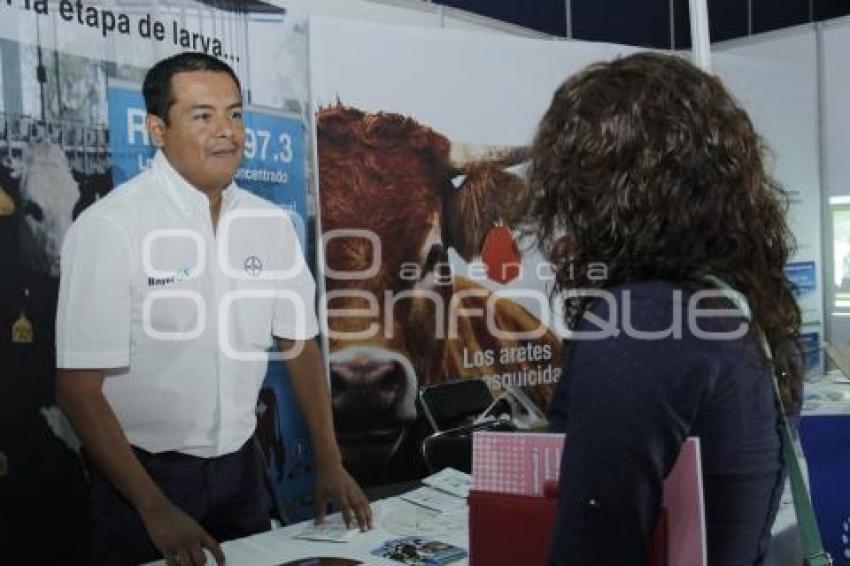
[239,111,307,221]
[785,260,817,297]
[106,82,156,185]
[800,416,850,564]
[801,331,821,371]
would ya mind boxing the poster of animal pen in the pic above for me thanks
[308,16,633,484]
[0,1,321,547]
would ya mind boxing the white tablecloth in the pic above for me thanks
[149,497,470,566]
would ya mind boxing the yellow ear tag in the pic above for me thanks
[12,310,34,344]
[0,186,15,216]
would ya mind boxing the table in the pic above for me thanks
[150,496,470,565]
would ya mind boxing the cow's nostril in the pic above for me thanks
[330,367,349,395]
[379,370,400,394]
[330,357,411,430]
[331,359,396,386]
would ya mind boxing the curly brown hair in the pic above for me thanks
[525,52,802,407]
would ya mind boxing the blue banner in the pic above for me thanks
[800,416,850,564]
[801,331,821,371]
[785,260,817,297]
[238,111,307,218]
[106,81,156,185]
[107,80,307,219]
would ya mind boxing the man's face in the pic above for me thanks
[147,70,244,194]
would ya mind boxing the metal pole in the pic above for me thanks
[565,0,573,39]
[747,0,753,36]
[689,0,711,71]
[816,22,832,348]
[669,0,676,50]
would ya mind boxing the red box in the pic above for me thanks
[468,490,667,566]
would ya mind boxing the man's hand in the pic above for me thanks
[276,340,373,531]
[140,500,226,566]
[314,462,373,531]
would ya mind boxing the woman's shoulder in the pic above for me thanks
[585,279,692,323]
[605,279,692,299]
[579,279,751,348]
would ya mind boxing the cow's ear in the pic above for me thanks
[0,187,15,216]
[444,165,527,263]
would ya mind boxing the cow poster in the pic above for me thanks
[0,0,320,551]
[308,16,634,484]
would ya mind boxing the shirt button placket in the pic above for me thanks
[208,211,228,456]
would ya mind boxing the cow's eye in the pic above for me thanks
[422,243,447,276]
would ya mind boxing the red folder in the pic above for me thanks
[468,490,667,566]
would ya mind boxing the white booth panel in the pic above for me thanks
[821,16,850,197]
[714,27,824,361]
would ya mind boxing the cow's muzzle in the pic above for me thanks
[331,358,412,429]
[329,346,418,460]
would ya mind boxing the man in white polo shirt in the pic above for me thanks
[55,52,371,566]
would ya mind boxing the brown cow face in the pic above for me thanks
[317,106,534,470]
[324,208,454,458]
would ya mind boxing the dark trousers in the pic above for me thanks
[87,439,270,565]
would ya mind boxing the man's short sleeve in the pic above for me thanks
[56,212,132,368]
[272,214,319,340]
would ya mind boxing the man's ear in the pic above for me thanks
[145,114,167,147]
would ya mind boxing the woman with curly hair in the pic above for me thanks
[527,52,802,565]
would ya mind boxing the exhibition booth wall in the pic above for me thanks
[820,16,850,344]
[707,14,850,353]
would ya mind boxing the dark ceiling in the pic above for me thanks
[436,0,850,47]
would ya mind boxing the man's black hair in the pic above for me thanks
[142,52,241,124]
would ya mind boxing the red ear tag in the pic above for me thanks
[481,224,521,284]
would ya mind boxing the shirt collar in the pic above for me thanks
[153,150,239,213]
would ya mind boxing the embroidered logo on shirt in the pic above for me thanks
[147,267,194,287]
[243,256,263,277]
